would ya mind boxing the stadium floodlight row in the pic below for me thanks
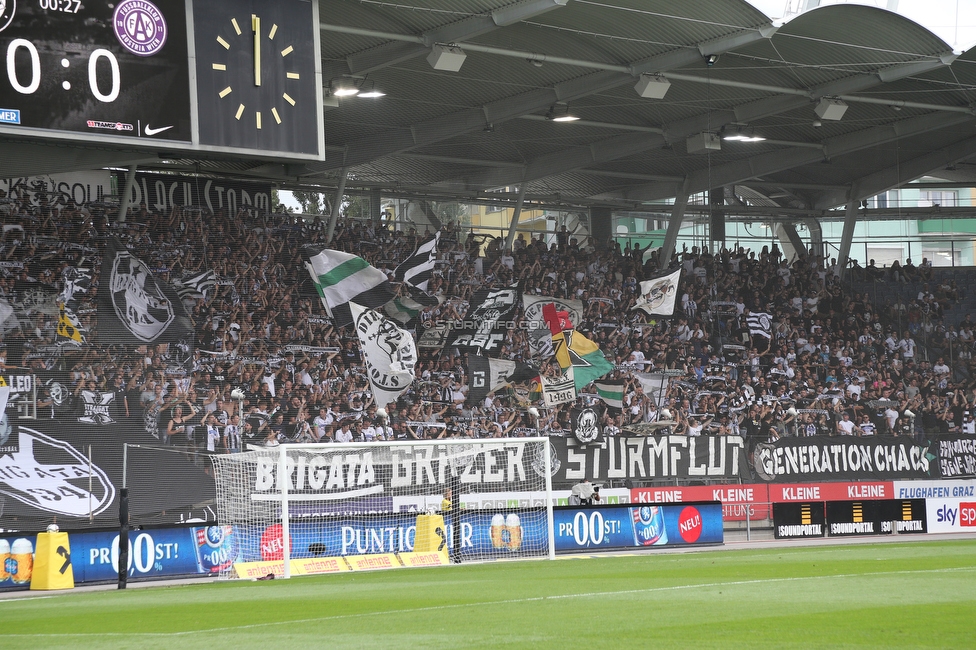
[212,438,556,577]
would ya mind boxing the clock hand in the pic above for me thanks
[252,14,261,87]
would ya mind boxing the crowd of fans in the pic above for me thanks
[1,185,976,459]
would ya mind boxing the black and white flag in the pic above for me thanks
[59,266,92,311]
[447,285,521,357]
[632,268,680,316]
[394,232,440,291]
[173,270,217,301]
[97,238,194,345]
[351,303,417,409]
[541,372,577,407]
[571,406,603,444]
[77,390,116,425]
[467,355,538,405]
[746,311,773,339]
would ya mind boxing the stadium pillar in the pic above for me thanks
[369,188,382,224]
[836,185,860,279]
[326,168,348,243]
[117,166,137,223]
[775,222,805,261]
[660,178,691,269]
[589,207,612,250]
[804,218,823,257]
[503,184,526,252]
[709,188,725,249]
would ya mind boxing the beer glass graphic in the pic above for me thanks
[9,538,34,585]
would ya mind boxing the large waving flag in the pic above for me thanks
[395,232,440,291]
[633,268,680,316]
[350,303,417,409]
[56,305,86,345]
[384,287,442,329]
[467,355,538,405]
[97,238,194,345]
[173,269,217,301]
[303,247,395,328]
[542,303,613,391]
[746,311,773,339]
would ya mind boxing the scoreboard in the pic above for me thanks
[0,0,323,159]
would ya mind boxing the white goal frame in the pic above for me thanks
[215,438,556,578]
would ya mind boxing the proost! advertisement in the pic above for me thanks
[0,525,239,590]
[552,503,723,552]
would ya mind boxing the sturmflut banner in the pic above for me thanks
[549,436,749,485]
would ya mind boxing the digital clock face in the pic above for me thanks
[0,0,191,142]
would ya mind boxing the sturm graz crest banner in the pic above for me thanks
[98,238,194,345]
[571,407,602,444]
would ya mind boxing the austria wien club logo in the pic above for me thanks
[113,0,168,57]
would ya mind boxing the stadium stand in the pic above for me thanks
[2,188,975,461]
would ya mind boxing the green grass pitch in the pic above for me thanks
[4,540,976,649]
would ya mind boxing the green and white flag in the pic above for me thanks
[594,380,624,409]
[384,288,443,329]
[302,247,395,328]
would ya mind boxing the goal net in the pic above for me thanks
[211,438,555,578]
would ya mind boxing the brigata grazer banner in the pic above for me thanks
[550,436,749,486]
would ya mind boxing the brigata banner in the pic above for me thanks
[753,436,935,482]
[550,436,748,486]
[237,441,550,503]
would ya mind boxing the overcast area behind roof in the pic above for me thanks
[748,0,976,50]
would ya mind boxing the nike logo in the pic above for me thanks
[144,125,174,136]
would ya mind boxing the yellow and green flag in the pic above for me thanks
[543,303,613,391]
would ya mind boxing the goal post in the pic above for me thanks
[211,438,556,578]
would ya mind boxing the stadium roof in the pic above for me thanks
[4,0,976,215]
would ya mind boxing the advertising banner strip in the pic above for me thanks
[551,503,723,551]
[345,553,402,571]
[234,556,351,580]
[631,485,770,522]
